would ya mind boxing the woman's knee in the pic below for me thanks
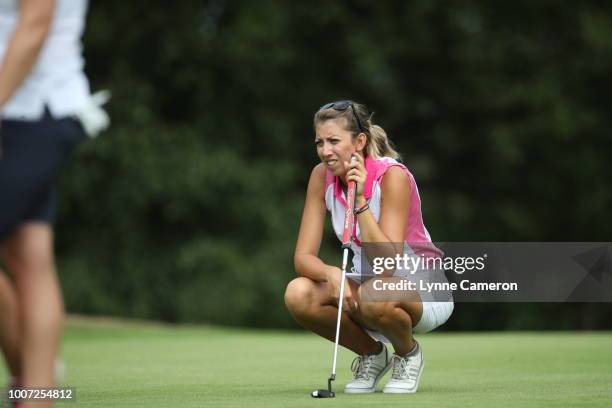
[284,277,316,318]
[359,300,417,329]
[359,300,392,325]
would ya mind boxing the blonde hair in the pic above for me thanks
[314,101,400,160]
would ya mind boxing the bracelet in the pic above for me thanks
[354,203,369,215]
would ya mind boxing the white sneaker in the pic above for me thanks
[383,342,424,394]
[344,342,392,394]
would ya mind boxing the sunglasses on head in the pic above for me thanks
[319,100,365,133]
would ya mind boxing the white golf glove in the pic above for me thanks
[75,90,111,138]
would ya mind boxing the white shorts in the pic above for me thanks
[413,300,454,333]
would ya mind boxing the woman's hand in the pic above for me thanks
[325,266,358,314]
[345,153,367,207]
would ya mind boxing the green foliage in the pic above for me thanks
[56,1,612,328]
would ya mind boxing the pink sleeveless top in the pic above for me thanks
[324,156,442,274]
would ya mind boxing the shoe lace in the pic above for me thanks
[391,354,420,380]
[351,355,374,380]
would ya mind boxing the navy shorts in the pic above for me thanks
[0,110,86,241]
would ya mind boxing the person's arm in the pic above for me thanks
[0,0,55,108]
[357,166,410,244]
[293,164,355,308]
[294,163,337,282]
[346,155,411,275]
[295,163,357,309]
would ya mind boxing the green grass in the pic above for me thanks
[2,318,612,407]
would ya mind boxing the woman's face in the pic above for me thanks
[315,119,364,177]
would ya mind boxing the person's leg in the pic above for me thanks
[0,115,81,407]
[357,277,423,355]
[357,277,425,393]
[284,277,379,355]
[0,268,21,380]
[3,222,63,408]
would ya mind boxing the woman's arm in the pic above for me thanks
[0,0,55,108]
[358,166,411,244]
[346,155,411,276]
[294,163,337,282]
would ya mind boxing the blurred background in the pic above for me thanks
[56,0,612,330]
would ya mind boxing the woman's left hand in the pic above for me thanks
[345,153,367,205]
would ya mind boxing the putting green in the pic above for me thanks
[1,318,611,407]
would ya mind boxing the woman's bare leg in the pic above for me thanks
[284,277,379,355]
[357,277,423,356]
[0,269,21,380]
[3,223,64,408]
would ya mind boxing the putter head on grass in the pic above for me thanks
[311,389,335,398]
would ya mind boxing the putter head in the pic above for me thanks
[311,376,336,398]
[311,389,335,398]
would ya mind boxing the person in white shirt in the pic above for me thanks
[0,1,107,405]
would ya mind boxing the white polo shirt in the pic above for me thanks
[0,0,91,120]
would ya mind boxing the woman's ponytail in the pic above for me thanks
[366,121,400,160]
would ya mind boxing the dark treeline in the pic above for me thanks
[55,1,612,329]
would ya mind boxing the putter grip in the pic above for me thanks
[341,180,357,246]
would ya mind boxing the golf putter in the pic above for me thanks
[312,155,358,398]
